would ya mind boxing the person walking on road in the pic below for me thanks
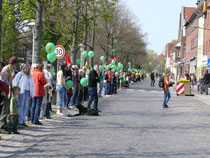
[162,72,171,108]
[150,72,155,87]
[87,64,100,112]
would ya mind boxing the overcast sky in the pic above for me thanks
[123,0,197,54]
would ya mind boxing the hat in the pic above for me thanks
[9,56,17,65]
[72,65,78,69]
[31,64,37,69]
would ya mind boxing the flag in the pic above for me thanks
[203,1,206,12]
[65,53,71,64]
[112,55,117,64]
[85,61,88,69]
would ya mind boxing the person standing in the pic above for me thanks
[0,56,17,133]
[56,63,68,116]
[150,72,155,87]
[98,71,103,97]
[40,64,53,119]
[87,64,100,112]
[162,72,171,108]
[69,65,80,108]
[8,86,21,134]
[31,63,46,125]
[12,64,35,126]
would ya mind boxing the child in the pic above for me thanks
[8,86,21,134]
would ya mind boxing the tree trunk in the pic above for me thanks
[90,19,96,67]
[33,0,43,64]
[0,0,2,61]
[81,0,89,67]
[71,0,80,64]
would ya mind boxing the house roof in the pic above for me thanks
[184,7,196,22]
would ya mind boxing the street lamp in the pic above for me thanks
[27,21,35,64]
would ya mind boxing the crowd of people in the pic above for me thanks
[0,56,146,136]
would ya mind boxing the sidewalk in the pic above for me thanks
[175,85,210,106]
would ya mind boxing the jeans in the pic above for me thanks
[98,83,103,96]
[104,82,111,95]
[56,85,67,108]
[45,102,51,118]
[151,79,155,86]
[163,89,171,106]
[27,98,32,121]
[18,90,30,124]
[31,97,43,124]
[87,87,98,110]
[69,87,79,106]
[112,83,117,94]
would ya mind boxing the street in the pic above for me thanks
[1,78,210,158]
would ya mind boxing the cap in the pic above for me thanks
[9,56,17,65]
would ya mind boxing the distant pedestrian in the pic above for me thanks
[87,64,100,112]
[150,72,155,87]
[162,72,171,108]
[8,86,21,134]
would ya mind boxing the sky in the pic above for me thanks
[123,0,197,54]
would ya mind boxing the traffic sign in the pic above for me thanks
[55,45,65,59]
[207,58,210,70]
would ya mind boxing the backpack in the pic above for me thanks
[159,76,165,88]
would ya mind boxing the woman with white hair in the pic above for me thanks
[12,64,35,126]
[40,64,52,119]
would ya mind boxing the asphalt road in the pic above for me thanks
[1,78,210,158]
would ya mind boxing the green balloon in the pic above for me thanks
[82,51,88,58]
[114,39,118,45]
[118,63,123,69]
[111,60,115,65]
[112,49,116,53]
[128,62,131,65]
[128,68,131,71]
[80,78,88,87]
[76,58,81,65]
[88,51,94,58]
[45,42,55,54]
[100,56,105,61]
[47,52,56,63]
[99,65,103,71]
[111,65,117,70]
[66,80,73,89]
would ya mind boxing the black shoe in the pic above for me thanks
[23,124,29,127]
[0,129,9,134]
[13,131,20,134]
[34,121,43,125]
[46,116,52,119]
[163,105,169,108]
[96,109,102,113]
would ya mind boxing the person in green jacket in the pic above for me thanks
[8,86,21,134]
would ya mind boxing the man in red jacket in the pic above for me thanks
[31,63,46,125]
